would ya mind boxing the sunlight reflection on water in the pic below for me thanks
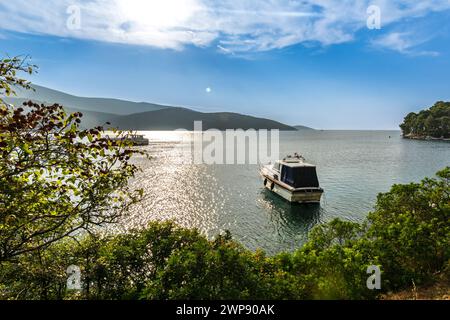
[120,130,450,254]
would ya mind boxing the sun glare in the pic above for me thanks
[117,0,199,28]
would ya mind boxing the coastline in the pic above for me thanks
[403,134,450,142]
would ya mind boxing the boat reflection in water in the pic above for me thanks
[259,188,324,240]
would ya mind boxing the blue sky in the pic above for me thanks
[1,1,450,129]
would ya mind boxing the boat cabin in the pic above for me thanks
[260,153,323,203]
[273,159,320,189]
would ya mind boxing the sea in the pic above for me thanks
[122,130,450,254]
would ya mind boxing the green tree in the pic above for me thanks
[400,112,417,135]
[400,102,450,138]
[366,167,450,289]
[144,231,270,300]
[287,219,378,300]
[0,56,144,262]
[0,55,36,100]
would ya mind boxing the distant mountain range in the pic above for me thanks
[12,85,168,115]
[3,85,299,131]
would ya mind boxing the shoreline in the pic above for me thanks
[403,134,450,142]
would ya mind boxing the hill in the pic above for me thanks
[3,85,297,131]
[12,85,170,115]
[113,107,296,130]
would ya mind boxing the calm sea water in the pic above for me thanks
[123,130,450,254]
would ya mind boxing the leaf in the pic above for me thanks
[22,143,33,155]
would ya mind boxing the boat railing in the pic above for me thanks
[283,153,305,162]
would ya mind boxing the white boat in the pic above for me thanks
[260,153,323,203]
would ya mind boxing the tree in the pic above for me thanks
[400,112,417,135]
[0,56,145,262]
[143,230,273,300]
[400,102,450,138]
[0,55,36,100]
[367,167,450,288]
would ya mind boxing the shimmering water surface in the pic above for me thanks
[124,131,450,254]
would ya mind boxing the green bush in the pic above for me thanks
[1,168,449,300]
[366,167,450,289]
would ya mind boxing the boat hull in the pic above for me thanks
[262,175,323,203]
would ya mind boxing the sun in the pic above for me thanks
[117,0,199,28]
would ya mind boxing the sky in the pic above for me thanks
[1,0,450,129]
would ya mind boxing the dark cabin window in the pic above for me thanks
[280,166,319,188]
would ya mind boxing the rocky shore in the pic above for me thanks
[403,134,450,141]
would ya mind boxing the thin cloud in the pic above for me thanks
[0,0,449,53]
[217,45,234,55]
[371,32,440,57]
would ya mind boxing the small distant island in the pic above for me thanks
[400,101,450,141]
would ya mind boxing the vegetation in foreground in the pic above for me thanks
[0,167,448,300]
[400,101,450,139]
[0,56,449,300]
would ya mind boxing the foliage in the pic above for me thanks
[144,232,278,300]
[366,167,450,289]
[1,168,448,300]
[0,56,144,262]
[0,241,73,299]
[0,55,36,99]
[286,219,379,300]
[400,101,450,138]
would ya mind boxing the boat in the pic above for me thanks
[260,153,323,203]
[127,134,149,146]
[105,133,149,146]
